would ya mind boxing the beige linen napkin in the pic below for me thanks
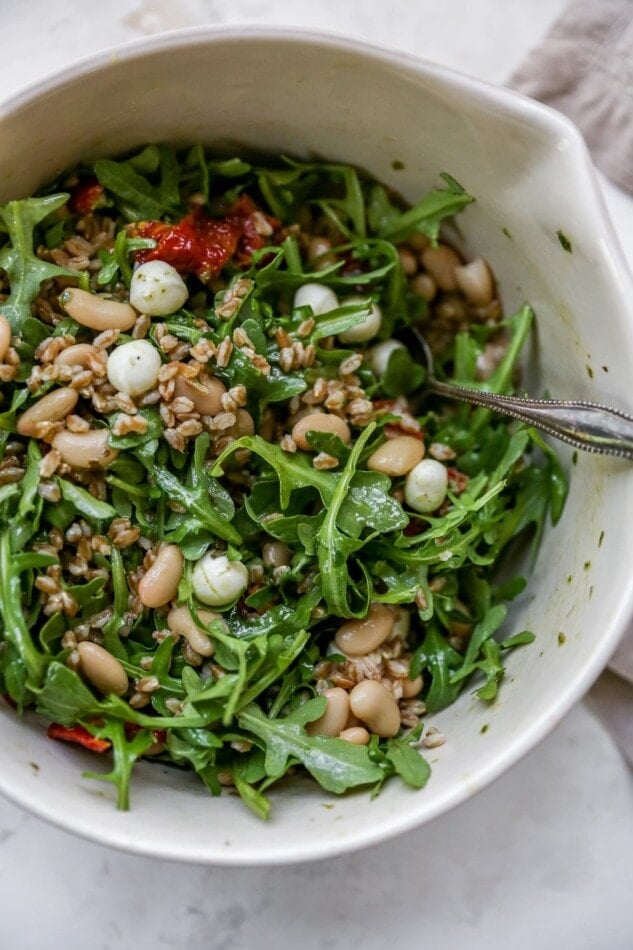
[509,0,633,763]
[509,0,633,194]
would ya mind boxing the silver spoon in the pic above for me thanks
[408,327,633,460]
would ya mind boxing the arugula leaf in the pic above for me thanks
[383,725,431,788]
[94,158,180,221]
[0,194,77,332]
[0,530,47,686]
[376,173,474,244]
[83,719,153,810]
[238,700,384,793]
[35,661,100,723]
[152,464,241,545]
[58,478,117,521]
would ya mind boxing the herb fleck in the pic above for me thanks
[557,230,572,252]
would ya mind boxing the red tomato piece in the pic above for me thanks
[135,196,278,281]
[68,178,105,215]
[47,722,111,753]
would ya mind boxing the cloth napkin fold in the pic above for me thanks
[508,0,633,195]
[509,0,633,764]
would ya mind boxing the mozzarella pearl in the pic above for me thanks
[293,282,339,316]
[404,459,448,513]
[338,297,382,344]
[192,553,249,606]
[129,260,189,316]
[368,339,405,376]
[106,340,162,397]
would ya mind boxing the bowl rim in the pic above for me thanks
[1,24,632,866]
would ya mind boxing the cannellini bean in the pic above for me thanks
[173,374,226,416]
[294,282,339,315]
[349,680,401,738]
[398,246,419,276]
[225,409,255,439]
[291,412,351,452]
[404,458,448,513]
[129,260,189,316]
[339,726,370,745]
[306,687,350,737]
[409,272,437,302]
[338,297,382,344]
[367,435,425,477]
[0,314,11,362]
[454,257,494,307]
[401,674,423,699]
[138,544,184,608]
[60,288,137,331]
[107,340,162,397]
[262,541,291,568]
[55,343,101,369]
[191,553,249,606]
[420,244,462,292]
[408,232,430,253]
[335,603,394,657]
[368,339,405,377]
[52,428,118,468]
[17,387,79,437]
[76,641,128,696]
[167,605,219,657]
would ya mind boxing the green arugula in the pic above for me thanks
[0,194,77,333]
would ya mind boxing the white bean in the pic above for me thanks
[60,288,137,331]
[454,257,494,307]
[367,435,425,477]
[335,604,394,657]
[306,687,350,737]
[138,544,184,608]
[17,388,79,437]
[0,315,11,362]
[401,674,423,699]
[291,412,351,452]
[173,374,226,416]
[339,726,370,745]
[421,244,462,292]
[52,429,118,469]
[262,542,291,568]
[76,641,128,696]
[167,605,219,657]
[349,680,401,738]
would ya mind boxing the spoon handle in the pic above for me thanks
[427,379,633,459]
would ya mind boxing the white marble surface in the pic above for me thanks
[1,2,632,948]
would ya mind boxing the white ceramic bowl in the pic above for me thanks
[1,27,632,866]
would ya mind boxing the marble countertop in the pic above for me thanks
[1,3,632,948]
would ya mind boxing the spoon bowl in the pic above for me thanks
[407,324,633,459]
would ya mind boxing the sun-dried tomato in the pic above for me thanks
[68,178,105,215]
[447,466,469,494]
[134,196,278,281]
[123,722,167,745]
[403,518,428,537]
[47,722,111,753]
